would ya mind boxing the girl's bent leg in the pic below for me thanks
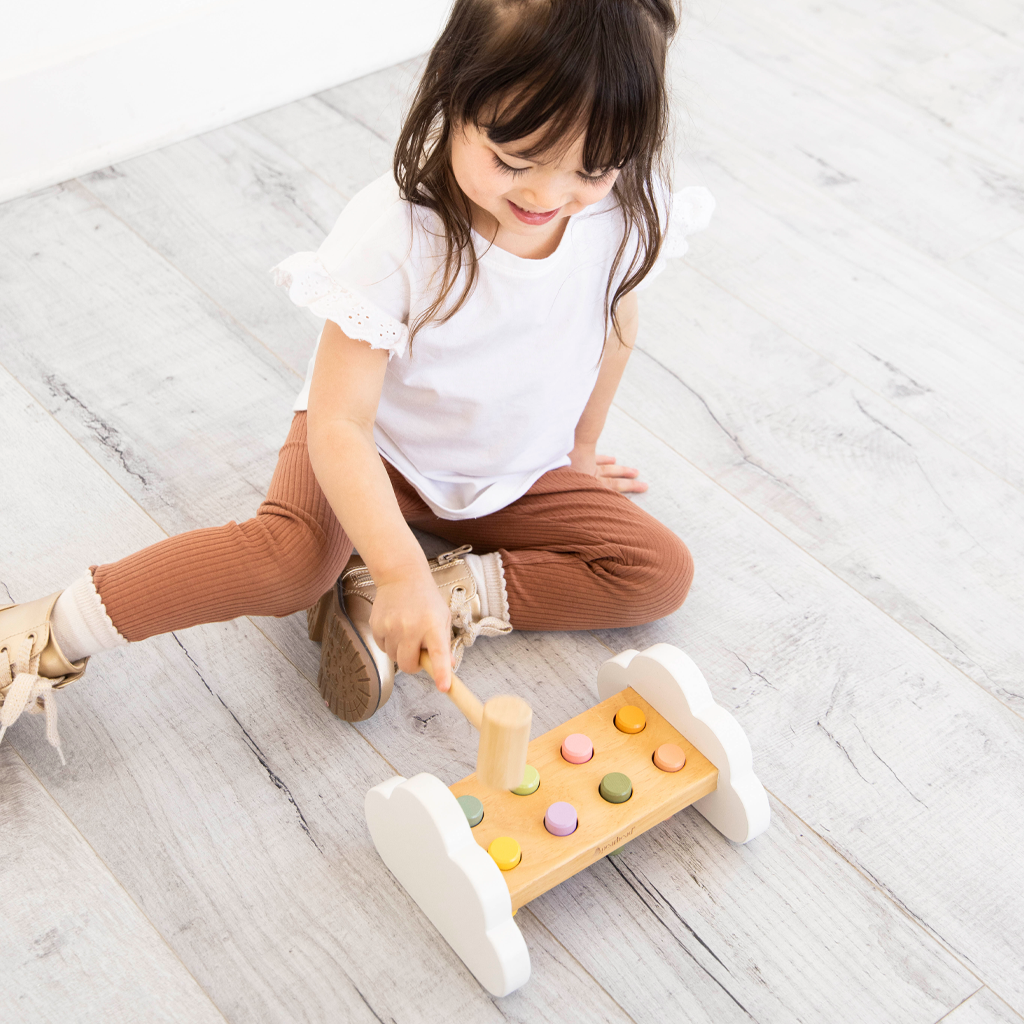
[92,412,352,641]
[399,466,694,632]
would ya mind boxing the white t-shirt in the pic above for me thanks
[273,174,713,520]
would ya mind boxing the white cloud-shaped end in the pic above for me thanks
[365,773,531,996]
[597,644,770,844]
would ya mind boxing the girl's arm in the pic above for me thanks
[568,291,648,493]
[306,319,454,690]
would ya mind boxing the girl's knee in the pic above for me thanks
[629,528,694,622]
[246,513,345,613]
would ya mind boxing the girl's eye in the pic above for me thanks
[577,169,614,185]
[493,154,529,177]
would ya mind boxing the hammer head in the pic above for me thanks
[476,694,532,790]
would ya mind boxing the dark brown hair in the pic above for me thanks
[394,0,677,343]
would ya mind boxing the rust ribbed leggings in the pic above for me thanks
[92,412,693,641]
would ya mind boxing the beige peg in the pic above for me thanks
[420,651,532,790]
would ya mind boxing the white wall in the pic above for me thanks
[0,0,450,203]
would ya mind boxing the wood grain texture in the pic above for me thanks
[884,34,1024,164]
[251,587,987,1022]
[0,743,227,1024]
[0,370,644,1022]
[675,126,1024,491]
[316,57,426,148]
[0,367,168,593]
[450,688,719,910]
[951,229,1024,316]
[80,117,384,378]
[3,5,1023,1019]
[624,264,1024,710]
[532,797,974,1024]
[941,990,1024,1024]
[693,0,990,84]
[676,15,1024,262]
[595,408,1024,1013]
[247,95,394,195]
[931,0,1024,36]
[0,181,297,535]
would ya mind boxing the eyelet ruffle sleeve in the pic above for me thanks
[272,251,410,359]
[663,186,716,259]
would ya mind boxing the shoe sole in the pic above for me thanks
[306,592,331,643]
[314,586,384,722]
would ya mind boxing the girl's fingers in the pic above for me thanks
[616,479,649,493]
[600,474,648,494]
[396,639,425,676]
[378,632,397,665]
[595,453,617,465]
[425,631,452,692]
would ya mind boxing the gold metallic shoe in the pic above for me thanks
[307,545,512,722]
[0,592,88,762]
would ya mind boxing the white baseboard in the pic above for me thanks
[0,0,449,203]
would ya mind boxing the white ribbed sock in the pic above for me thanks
[463,552,510,623]
[50,572,128,663]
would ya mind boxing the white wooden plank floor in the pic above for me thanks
[2,1,1022,1020]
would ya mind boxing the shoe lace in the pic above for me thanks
[0,636,65,764]
[448,586,512,671]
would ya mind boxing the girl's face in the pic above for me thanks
[451,120,620,259]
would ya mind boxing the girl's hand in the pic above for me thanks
[570,443,648,494]
[370,568,455,691]
[595,453,648,493]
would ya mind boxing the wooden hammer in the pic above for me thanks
[419,652,532,790]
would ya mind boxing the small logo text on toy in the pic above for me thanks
[595,825,637,855]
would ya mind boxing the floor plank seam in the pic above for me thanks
[703,6,1024,181]
[702,104,1024,275]
[0,355,174,548]
[4,33,1022,1017]
[517,907,641,1024]
[240,615,409,782]
[246,610,989,1019]
[944,263,1024,322]
[313,92,396,145]
[679,260,1024,501]
[762,787,997,1013]
[612,400,1024,728]
[242,118,356,205]
[877,78,1024,179]
[170,631,325,855]
[606,854,759,1020]
[933,988,986,1024]
[931,1,1023,37]
[8,743,232,1024]
[73,177,306,385]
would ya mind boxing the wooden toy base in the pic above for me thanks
[365,644,770,997]
[450,686,719,911]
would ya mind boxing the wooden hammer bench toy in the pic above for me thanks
[365,643,770,996]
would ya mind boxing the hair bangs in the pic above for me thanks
[462,1,663,173]
[394,0,678,345]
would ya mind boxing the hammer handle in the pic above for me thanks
[419,651,483,730]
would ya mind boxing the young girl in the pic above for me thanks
[0,0,713,756]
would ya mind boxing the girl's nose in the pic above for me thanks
[521,189,565,213]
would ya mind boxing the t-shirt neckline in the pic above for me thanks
[470,222,571,274]
[470,192,618,275]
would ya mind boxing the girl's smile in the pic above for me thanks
[451,121,619,259]
[506,199,561,225]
